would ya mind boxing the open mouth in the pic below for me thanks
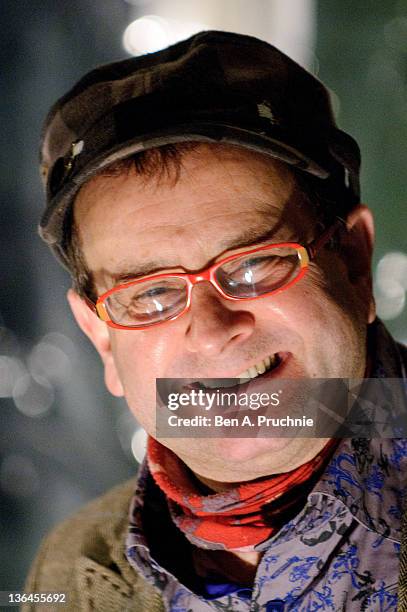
[237,352,282,380]
[196,352,287,391]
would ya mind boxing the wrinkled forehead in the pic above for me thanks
[72,144,319,291]
[74,143,315,233]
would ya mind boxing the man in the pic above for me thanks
[24,31,406,611]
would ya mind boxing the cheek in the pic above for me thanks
[258,267,367,376]
[258,266,336,328]
[110,327,174,374]
[309,254,370,324]
[109,330,177,432]
[294,258,367,329]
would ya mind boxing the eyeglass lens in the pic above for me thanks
[104,246,301,327]
[105,277,188,327]
[215,246,300,298]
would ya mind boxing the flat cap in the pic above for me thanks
[39,30,361,267]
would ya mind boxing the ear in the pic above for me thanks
[67,289,124,397]
[342,204,376,324]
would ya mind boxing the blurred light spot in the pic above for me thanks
[123,15,207,56]
[131,428,148,463]
[13,374,54,417]
[123,15,170,55]
[0,454,40,497]
[41,332,77,360]
[116,410,139,459]
[0,356,26,397]
[377,252,407,290]
[375,279,405,320]
[375,251,407,320]
[28,342,72,385]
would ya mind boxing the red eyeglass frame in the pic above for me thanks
[86,218,343,330]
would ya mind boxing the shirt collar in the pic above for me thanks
[258,319,407,546]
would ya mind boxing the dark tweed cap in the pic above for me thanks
[39,30,361,268]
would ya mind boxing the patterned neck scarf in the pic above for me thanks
[147,436,339,551]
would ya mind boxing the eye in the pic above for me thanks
[135,285,177,302]
[215,247,301,298]
[126,285,182,316]
[225,255,287,284]
[104,277,188,326]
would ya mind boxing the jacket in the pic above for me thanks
[22,473,407,612]
[22,478,164,612]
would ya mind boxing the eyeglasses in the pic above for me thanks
[87,219,343,330]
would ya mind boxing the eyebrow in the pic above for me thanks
[218,217,285,251]
[106,215,288,286]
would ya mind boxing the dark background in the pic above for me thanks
[0,0,406,592]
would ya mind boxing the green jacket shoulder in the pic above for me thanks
[23,478,164,612]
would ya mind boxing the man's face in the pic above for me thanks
[70,145,375,483]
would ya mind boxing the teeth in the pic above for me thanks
[256,362,266,375]
[237,354,279,380]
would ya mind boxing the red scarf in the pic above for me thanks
[147,437,339,551]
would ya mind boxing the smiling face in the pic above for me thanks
[68,144,376,483]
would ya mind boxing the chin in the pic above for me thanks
[211,436,295,464]
[165,436,314,482]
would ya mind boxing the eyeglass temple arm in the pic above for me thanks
[306,217,345,260]
[84,295,97,311]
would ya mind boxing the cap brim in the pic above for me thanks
[39,121,331,269]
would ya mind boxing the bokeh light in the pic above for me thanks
[41,332,77,358]
[0,356,26,398]
[116,409,147,464]
[116,410,140,460]
[13,374,54,418]
[131,427,148,463]
[374,251,407,320]
[28,341,72,385]
[122,15,207,56]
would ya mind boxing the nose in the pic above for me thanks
[184,282,255,356]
